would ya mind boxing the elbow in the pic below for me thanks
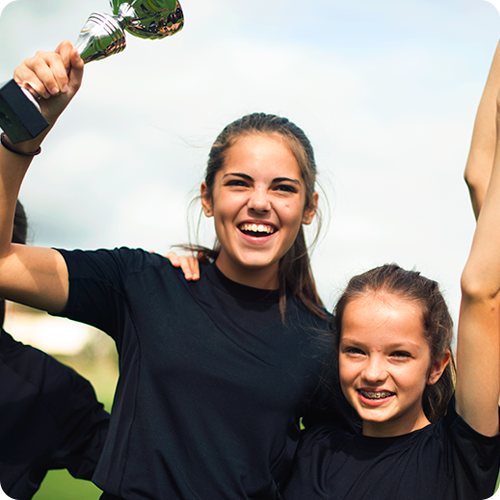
[464,160,476,189]
[460,267,500,304]
[464,168,480,201]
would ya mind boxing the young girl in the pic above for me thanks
[0,42,355,499]
[281,45,500,500]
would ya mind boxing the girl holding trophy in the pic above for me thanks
[0,41,356,499]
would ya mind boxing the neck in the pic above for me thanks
[362,409,431,438]
[215,256,279,290]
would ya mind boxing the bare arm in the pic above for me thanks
[464,39,500,219]
[0,41,84,313]
[455,86,500,437]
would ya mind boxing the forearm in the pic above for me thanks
[0,135,39,257]
[0,134,71,313]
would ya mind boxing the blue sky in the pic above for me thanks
[0,0,499,324]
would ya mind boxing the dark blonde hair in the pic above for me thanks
[333,263,456,424]
[193,112,325,321]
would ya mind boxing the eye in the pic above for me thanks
[390,351,411,359]
[225,179,249,187]
[344,347,365,356]
[274,184,297,193]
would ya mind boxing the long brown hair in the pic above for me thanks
[333,263,456,424]
[190,112,325,321]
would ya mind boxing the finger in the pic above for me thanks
[54,41,77,93]
[177,256,194,280]
[165,251,180,266]
[16,51,66,98]
[55,41,84,92]
[14,60,51,99]
[68,47,84,93]
[55,40,75,67]
[187,257,200,280]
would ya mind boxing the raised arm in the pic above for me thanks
[455,84,500,438]
[0,41,83,313]
[464,39,500,219]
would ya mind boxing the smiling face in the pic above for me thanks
[339,292,448,437]
[201,133,317,289]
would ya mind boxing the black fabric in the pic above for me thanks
[0,329,109,500]
[282,396,500,500]
[54,247,356,500]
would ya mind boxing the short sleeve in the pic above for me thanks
[445,397,500,500]
[54,247,152,341]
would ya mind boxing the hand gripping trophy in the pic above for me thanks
[0,0,184,143]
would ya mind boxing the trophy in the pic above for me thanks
[0,0,184,143]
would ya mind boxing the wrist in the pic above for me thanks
[0,132,42,156]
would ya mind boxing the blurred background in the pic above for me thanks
[0,0,499,497]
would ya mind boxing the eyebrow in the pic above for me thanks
[222,172,301,184]
[341,338,421,351]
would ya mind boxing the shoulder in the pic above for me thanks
[56,247,178,280]
[0,329,90,392]
[290,293,333,325]
[440,395,500,454]
[283,425,349,500]
[297,424,348,457]
[0,329,67,387]
[286,295,334,351]
[0,329,107,422]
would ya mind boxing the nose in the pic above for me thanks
[248,186,271,214]
[362,355,388,385]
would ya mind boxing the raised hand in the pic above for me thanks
[12,41,84,138]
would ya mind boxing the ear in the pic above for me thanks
[201,182,213,217]
[302,191,319,225]
[427,350,451,386]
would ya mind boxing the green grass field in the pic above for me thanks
[29,353,500,499]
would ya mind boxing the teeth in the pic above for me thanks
[360,391,394,400]
[240,223,274,234]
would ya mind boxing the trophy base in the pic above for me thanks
[0,79,49,144]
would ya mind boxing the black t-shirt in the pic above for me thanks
[0,329,109,500]
[282,397,500,500]
[55,247,356,500]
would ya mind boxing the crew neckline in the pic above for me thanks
[354,425,430,453]
[204,262,280,303]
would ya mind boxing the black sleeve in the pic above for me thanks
[27,356,109,479]
[44,367,110,480]
[446,398,500,500]
[54,247,157,341]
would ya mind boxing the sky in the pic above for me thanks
[0,0,499,327]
